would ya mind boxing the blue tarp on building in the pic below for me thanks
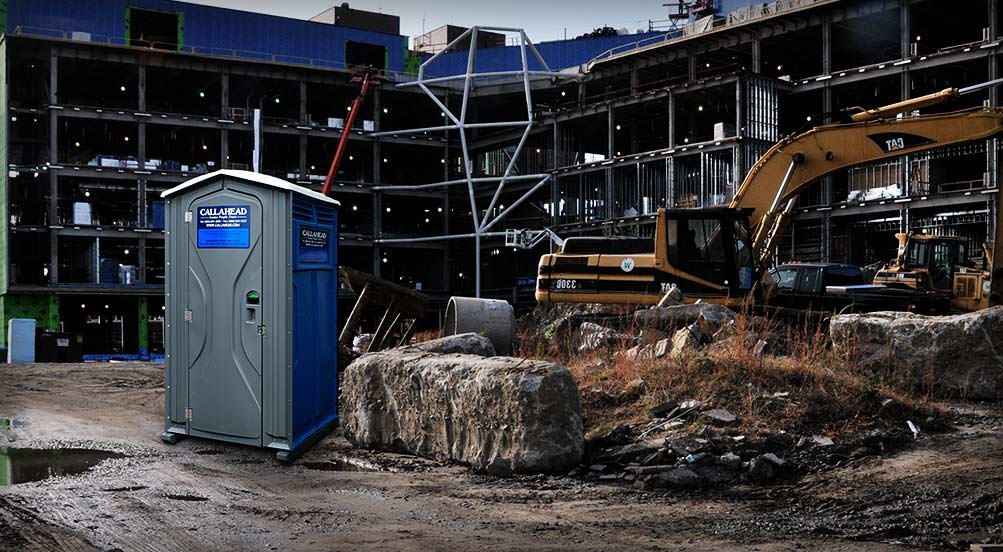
[7,0,408,72]
[421,31,668,77]
[6,0,770,78]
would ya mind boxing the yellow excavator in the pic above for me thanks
[536,80,1003,308]
[873,234,991,311]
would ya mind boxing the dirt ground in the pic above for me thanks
[1,362,1001,552]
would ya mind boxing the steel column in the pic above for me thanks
[822,17,832,75]
[48,49,59,284]
[137,65,146,112]
[900,0,911,60]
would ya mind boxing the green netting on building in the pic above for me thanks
[0,295,60,347]
[138,297,148,351]
[404,45,422,77]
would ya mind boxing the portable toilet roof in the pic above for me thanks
[161,169,340,205]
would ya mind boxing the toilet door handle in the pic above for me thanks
[245,290,260,324]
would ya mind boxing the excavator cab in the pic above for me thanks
[665,209,755,290]
[536,208,755,306]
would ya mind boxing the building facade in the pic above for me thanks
[457,0,1001,295]
[1,0,432,357]
[2,0,999,356]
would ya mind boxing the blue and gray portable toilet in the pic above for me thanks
[160,170,339,461]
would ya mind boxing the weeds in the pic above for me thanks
[516,308,937,437]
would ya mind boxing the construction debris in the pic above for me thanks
[580,397,797,490]
[650,400,679,418]
[656,284,684,307]
[338,266,429,354]
[444,297,516,355]
[702,409,738,427]
[812,435,835,447]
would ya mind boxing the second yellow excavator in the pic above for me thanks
[536,80,1003,309]
[873,234,992,311]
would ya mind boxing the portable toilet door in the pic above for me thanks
[159,170,340,461]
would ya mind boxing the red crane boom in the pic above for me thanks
[322,71,375,197]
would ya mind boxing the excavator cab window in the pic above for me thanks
[957,243,973,268]
[667,216,730,286]
[733,220,754,289]
[931,241,952,290]
[905,241,929,269]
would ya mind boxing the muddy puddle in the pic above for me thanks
[301,456,386,472]
[0,447,124,486]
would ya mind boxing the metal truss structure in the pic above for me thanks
[371,26,577,296]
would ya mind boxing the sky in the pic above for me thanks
[186,0,668,43]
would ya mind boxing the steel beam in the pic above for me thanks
[793,43,1003,92]
[466,74,748,151]
[791,192,997,221]
[43,227,166,239]
[588,0,899,76]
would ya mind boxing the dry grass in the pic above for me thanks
[517,310,937,437]
[412,328,444,344]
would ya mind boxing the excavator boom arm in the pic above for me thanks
[731,107,1003,278]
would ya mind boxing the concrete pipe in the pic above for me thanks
[443,296,515,355]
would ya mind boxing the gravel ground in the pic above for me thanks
[0,361,1001,551]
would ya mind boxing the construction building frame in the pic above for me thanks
[2,0,1003,355]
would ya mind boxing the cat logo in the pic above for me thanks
[867,132,935,153]
[620,257,635,273]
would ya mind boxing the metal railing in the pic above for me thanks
[587,0,831,68]
[588,31,685,66]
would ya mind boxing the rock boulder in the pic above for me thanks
[341,350,584,475]
[576,322,628,354]
[404,333,496,356]
[635,303,737,334]
[668,323,704,357]
[651,467,704,489]
[830,308,1003,399]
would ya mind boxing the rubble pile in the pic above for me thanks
[521,302,635,354]
[580,399,924,490]
[633,303,738,331]
[339,296,947,488]
[576,322,631,354]
[581,401,795,489]
[553,300,935,490]
[620,303,785,360]
[522,299,788,359]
